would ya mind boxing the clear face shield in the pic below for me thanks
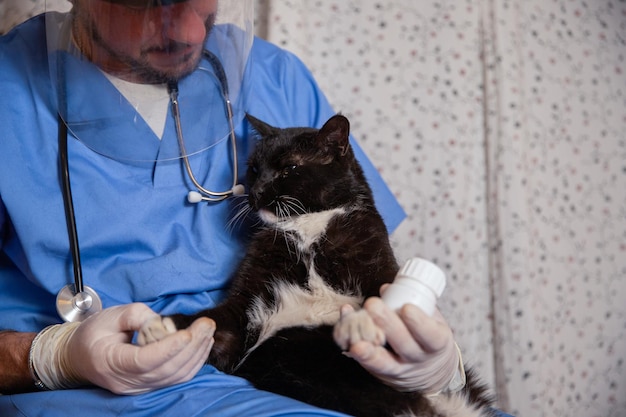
[45,0,253,162]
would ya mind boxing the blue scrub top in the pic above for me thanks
[0,12,405,417]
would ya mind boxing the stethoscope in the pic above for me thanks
[55,50,244,322]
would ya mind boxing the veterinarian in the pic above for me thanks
[0,1,487,415]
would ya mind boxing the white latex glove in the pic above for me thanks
[335,296,462,394]
[30,303,215,394]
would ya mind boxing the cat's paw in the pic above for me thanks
[333,307,386,351]
[137,316,178,346]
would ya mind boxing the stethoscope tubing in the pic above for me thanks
[170,49,240,201]
[57,112,103,322]
[58,106,84,294]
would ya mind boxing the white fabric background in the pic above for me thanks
[1,1,625,416]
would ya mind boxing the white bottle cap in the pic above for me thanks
[382,257,446,315]
[398,258,446,297]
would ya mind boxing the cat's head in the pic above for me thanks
[245,114,373,224]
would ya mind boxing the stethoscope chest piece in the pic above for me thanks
[56,284,103,322]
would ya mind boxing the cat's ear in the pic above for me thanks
[246,113,277,137]
[318,114,350,156]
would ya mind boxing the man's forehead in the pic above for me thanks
[98,0,192,7]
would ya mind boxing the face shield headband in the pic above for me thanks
[45,0,253,162]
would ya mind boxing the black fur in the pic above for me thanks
[167,115,494,417]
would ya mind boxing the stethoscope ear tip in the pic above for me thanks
[232,184,245,196]
[187,191,204,203]
[188,185,245,203]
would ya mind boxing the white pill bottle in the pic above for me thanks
[381,257,446,316]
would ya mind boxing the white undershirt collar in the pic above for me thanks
[102,72,170,139]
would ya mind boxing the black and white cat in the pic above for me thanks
[140,114,494,417]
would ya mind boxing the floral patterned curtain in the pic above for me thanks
[2,1,625,416]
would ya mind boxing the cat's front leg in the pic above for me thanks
[333,305,386,350]
[136,314,209,345]
[138,309,249,373]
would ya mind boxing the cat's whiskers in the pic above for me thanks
[273,202,299,259]
[281,196,307,217]
[268,197,310,262]
[226,194,254,233]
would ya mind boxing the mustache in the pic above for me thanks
[143,41,195,55]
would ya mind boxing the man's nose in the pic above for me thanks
[162,3,208,45]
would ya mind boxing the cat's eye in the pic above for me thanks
[281,165,297,177]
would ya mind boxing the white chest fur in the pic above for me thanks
[247,265,363,348]
[259,207,346,251]
[247,207,362,350]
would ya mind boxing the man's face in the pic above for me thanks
[72,0,218,83]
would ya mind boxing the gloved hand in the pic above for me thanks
[30,303,215,394]
[335,296,462,394]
